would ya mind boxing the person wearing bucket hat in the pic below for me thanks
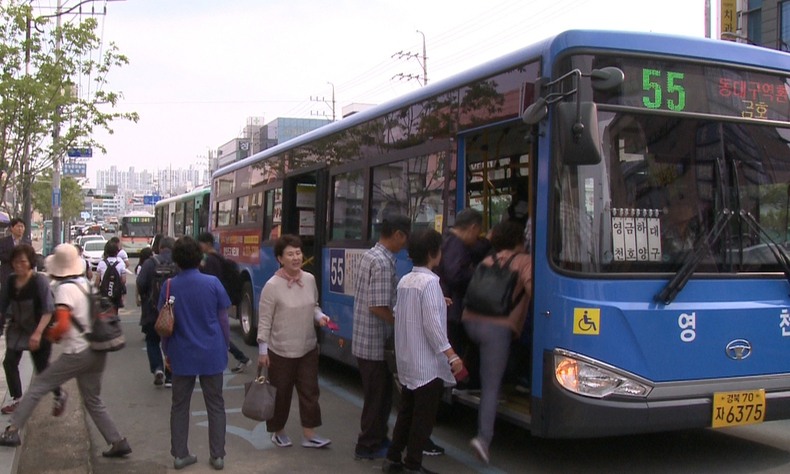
[0,244,132,458]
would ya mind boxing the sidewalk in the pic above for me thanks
[0,339,92,474]
[0,336,32,474]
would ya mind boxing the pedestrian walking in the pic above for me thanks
[0,244,65,415]
[0,243,132,458]
[0,218,31,289]
[137,237,177,387]
[196,232,251,373]
[257,234,332,449]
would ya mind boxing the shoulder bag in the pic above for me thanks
[154,279,174,337]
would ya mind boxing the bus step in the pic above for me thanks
[452,385,531,428]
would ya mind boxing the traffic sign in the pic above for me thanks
[67,147,92,158]
[143,195,162,205]
[63,162,87,177]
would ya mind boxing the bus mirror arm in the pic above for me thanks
[521,67,624,125]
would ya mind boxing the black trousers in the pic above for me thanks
[355,358,393,451]
[387,378,444,470]
[3,341,61,399]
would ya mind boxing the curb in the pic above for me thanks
[0,342,92,474]
[0,336,33,474]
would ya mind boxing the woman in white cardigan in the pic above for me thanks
[257,234,332,449]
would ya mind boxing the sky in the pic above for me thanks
[32,0,712,186]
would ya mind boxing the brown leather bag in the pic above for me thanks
[154,279,174,337]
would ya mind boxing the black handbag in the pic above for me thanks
[242,367,277,422]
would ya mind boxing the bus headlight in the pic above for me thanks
[554,353,652,398]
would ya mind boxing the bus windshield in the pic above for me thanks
[120,217,154,237]
[552,55,790,275]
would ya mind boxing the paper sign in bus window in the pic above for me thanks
[611,208,662,262]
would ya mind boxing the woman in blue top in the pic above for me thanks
[158,236,231,470]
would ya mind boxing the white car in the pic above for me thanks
[82,239,107,271]
[75,235,106,248]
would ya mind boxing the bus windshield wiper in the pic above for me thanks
[656,208,734,305]
[738,210,790,287]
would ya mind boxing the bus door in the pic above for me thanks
[281,169,328,291]
[460,122,535,425]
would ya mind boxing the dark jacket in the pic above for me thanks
[136,249,175,327]
[435,232,490,323]
[0,235,31,288]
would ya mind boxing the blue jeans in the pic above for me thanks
[463,320,511,446]
[143,323,170,379]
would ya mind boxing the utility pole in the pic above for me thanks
[310,82,336,121]
[392,30,428,86]
[51,0,63,250]
[22,11,32,242]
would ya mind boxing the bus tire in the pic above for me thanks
[238,281,257,345]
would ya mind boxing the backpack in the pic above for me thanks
[218,254,243,305]
[99,259,124,306]
[59,280,125,352]
[463,254,523,317]
[149,255,179,308]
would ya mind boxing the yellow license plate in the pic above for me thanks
[711,389,765,428]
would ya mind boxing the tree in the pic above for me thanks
[31,170,83,224]
[0,1,138,219]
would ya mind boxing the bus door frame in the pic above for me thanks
[281,166,329,293]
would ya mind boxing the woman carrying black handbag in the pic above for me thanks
[0,244,66,416]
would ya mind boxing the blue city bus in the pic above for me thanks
[210,30,790,437]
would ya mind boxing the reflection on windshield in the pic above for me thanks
[552,112,790,274]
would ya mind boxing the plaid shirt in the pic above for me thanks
[351,242,396,361]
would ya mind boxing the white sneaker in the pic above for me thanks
[154,370,164,386]
[231,359,252,373]
[470,437,489,465]
[271,433,292,448]
[301,434,331,448]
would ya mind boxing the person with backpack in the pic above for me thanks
[95,241,127,311]
[0,244,132,458]
[0,244,65,416]
[196,232,251,373]
[462,220,532,465]
[137,236,177,387]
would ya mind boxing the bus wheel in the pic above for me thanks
[238,281,257,345]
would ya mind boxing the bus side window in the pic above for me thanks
[331,172,364,241]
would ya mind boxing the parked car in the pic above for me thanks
[82,239,106,271]
[75,234,106,248]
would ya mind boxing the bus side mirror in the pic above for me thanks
[557,101,601,166]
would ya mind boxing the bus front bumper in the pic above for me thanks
[532,351,790,438]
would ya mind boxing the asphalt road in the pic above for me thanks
[27,260,790,474]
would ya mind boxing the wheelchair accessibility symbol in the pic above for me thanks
[573,308,600,335]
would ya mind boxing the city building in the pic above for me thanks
[726,0,789,50]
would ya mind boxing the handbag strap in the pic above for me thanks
[165,279,171,301]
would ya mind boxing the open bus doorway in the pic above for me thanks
[458,123,535,427]
[281,169,328,291]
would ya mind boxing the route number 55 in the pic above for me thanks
[642,69,686,112]
[330,256,345,287]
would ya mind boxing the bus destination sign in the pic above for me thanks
[595,57,790,123]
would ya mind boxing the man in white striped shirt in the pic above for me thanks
[383,229,465,474]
